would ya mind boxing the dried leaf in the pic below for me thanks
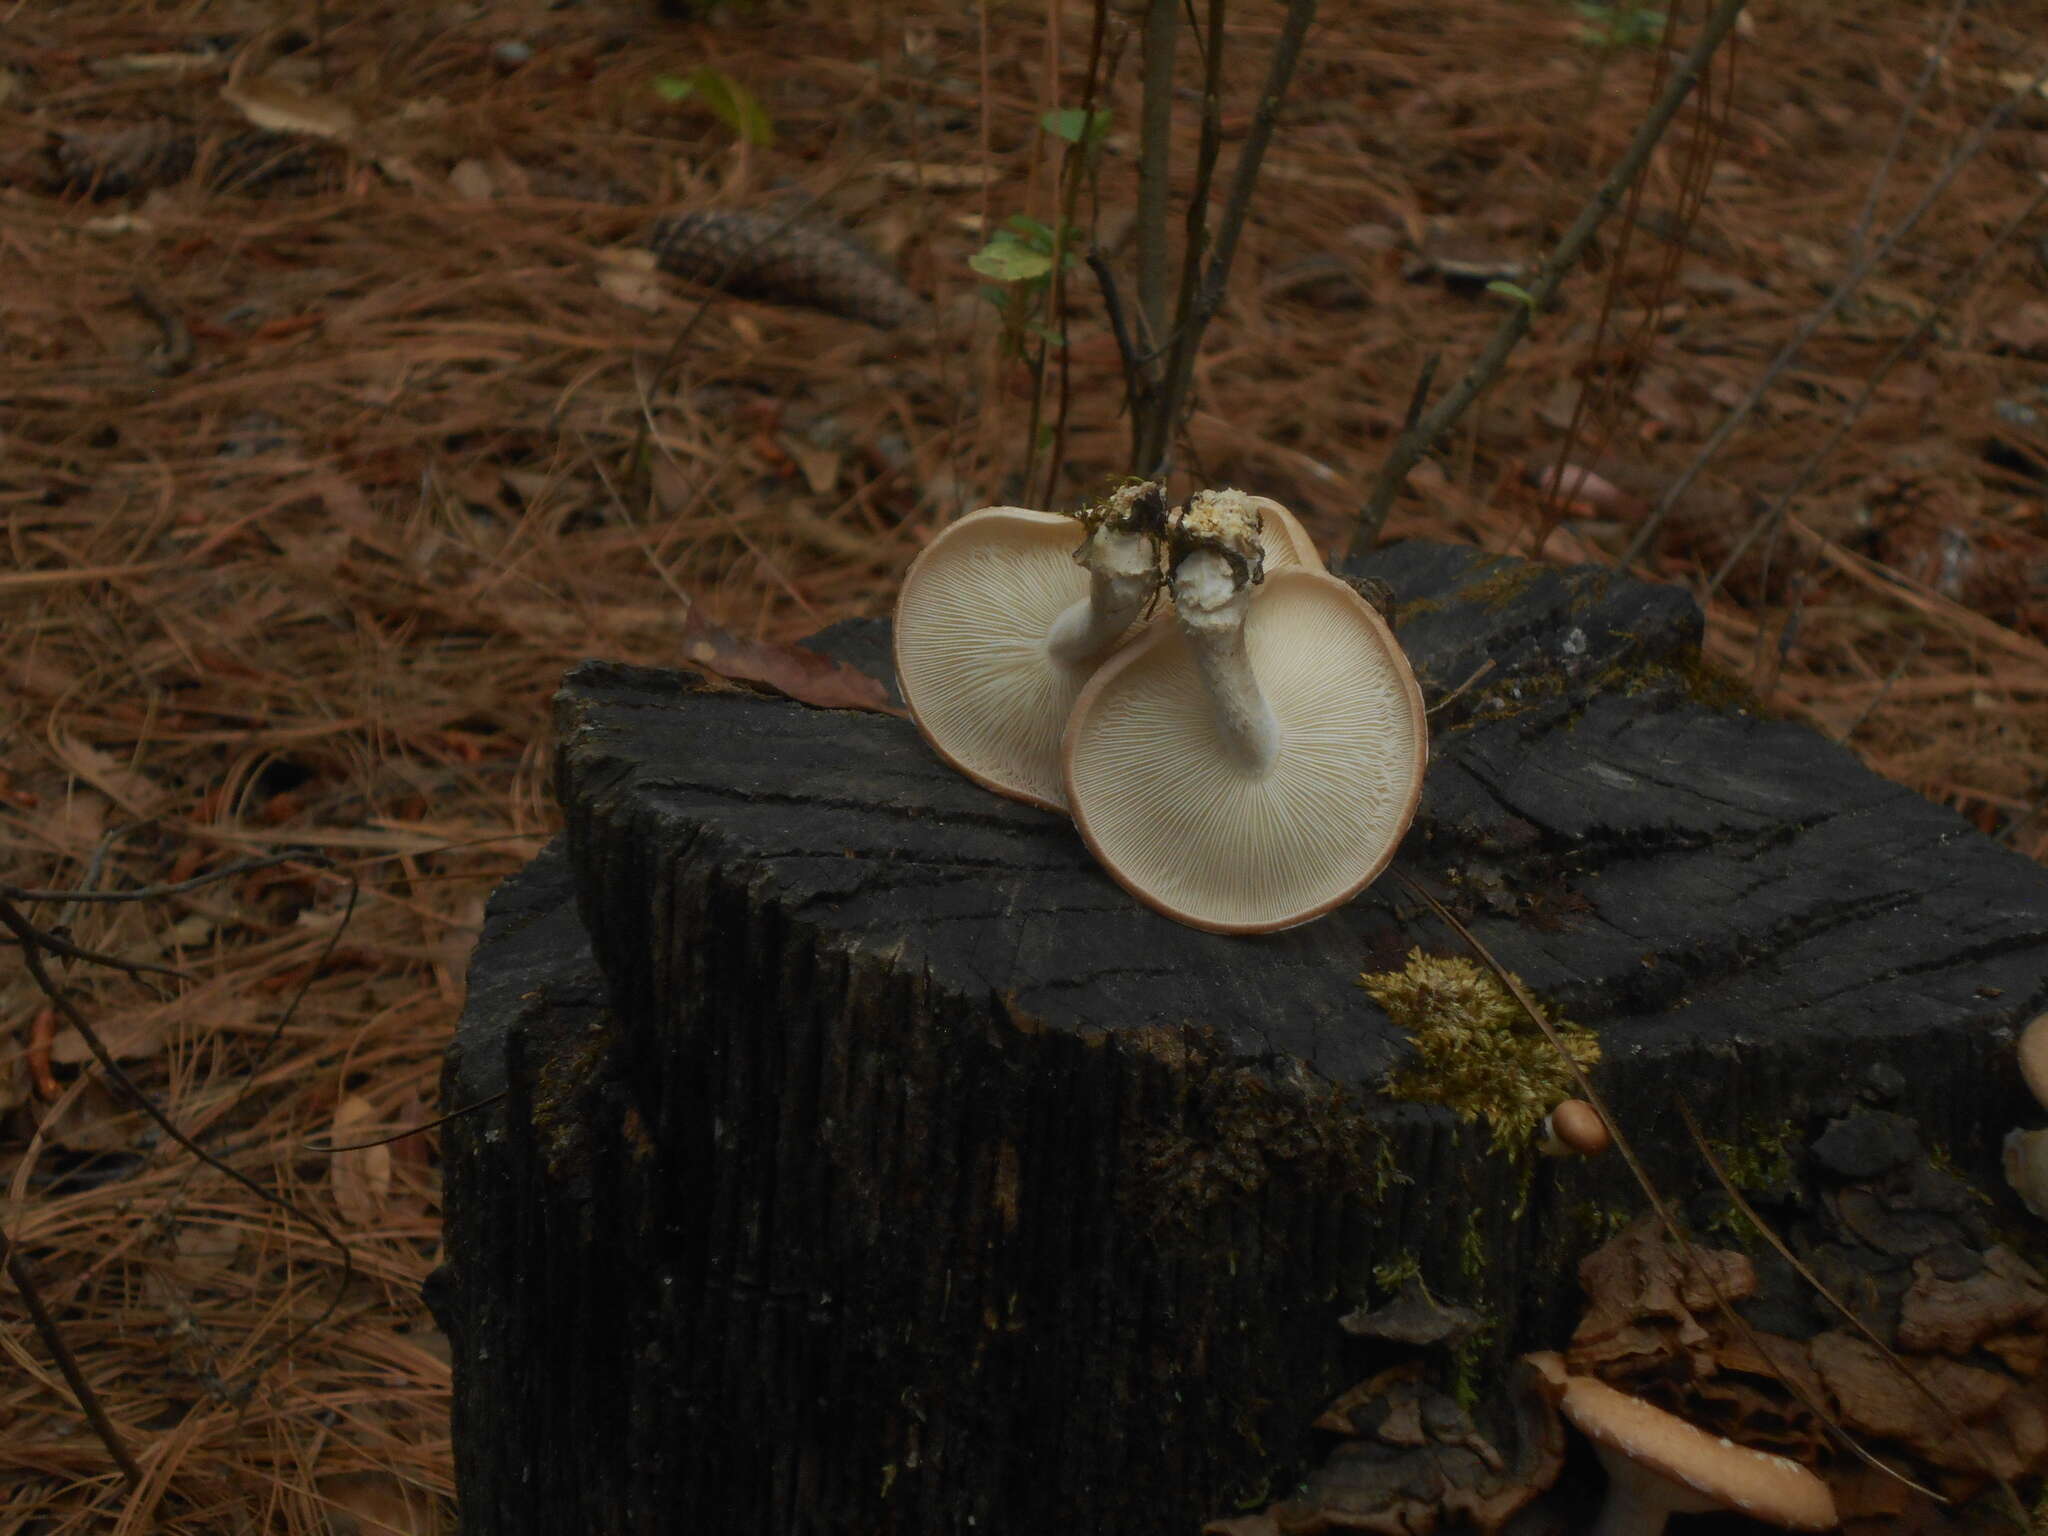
[43,787,109,854]
[174,1219,244,1269]
[1988,302,2048,359]
[598,248,666,312]
[679,607,903,717]
[446,157,495,200]
[1811,1330,2014,1470]
[49,733,165,817]
[221,77,359,140]
[331,1094,394,1227]
[1571,1216,1756,1354]
[35,1077,138,1153]
[781,436,842,496]
[1897,1247,2048,1356]
[877,160,1000,189]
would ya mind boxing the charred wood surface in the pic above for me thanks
[434,539,2048,1536]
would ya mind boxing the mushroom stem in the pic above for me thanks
[1588,1446,1712,1536]
[1173,548,1280,772]
[1044,481,1167,667]
[1045,525,1158,665]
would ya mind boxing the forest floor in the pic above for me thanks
[3,0,2046,1530]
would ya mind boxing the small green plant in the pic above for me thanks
[653,65,776,147]
[970,214,1080,335]
[969,104,1111,488]
[1485,279,1538,314]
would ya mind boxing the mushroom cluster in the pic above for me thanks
[1561,1105,2048,1534]
[895,486,1427,932]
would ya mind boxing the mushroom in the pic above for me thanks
[2003,1127,2048,1220]
[1061,488,1427,933]
[2003,1013,2048,1218]
[893,484,1315,811]
[1537,1099,1611,1158]
[1525,1352,1837,1536]
[2022,1012,2048,1108]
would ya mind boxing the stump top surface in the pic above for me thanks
[555,540,2048,1087]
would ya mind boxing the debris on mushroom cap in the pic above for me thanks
[893,505,1154,810]
[1069,477,1169,540]
[1555,1371,1838,1530]
[1061,563,1428,933]
[1169,486,1268,584]
[1538,1099,1610,1157]
[2017,1012,2048,1110]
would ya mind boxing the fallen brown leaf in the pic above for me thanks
[680,607,903,717]
[332,1094,394,1228]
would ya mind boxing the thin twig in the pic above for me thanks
[1352,0,1752,556]
[1678,1101,2004,1513]
[1,1229,144,1492]
[1703,175,2048,599]
[1135,0,1178,366]
[1,848,316,903]
[0,890,358,1408]
[1844,0,1968,273]
[1141,0,1318,478]
[1621,50,2048,570]
[1400,352,1439,434]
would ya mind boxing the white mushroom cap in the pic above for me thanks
[1241,492,1322,570]
[2019,1013,2048,1110]
[893,506,1146,810]
[892,493,1313,812]
[1537,1100,1611,1158]
[1554,1370,1837,1534]
[1060,565,1427,933]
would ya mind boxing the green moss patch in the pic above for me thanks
[1362,948,1600,1154]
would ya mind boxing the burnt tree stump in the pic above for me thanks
[431,539,2048,1536]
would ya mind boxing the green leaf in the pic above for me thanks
[1025,320,1067,347]
[1041,106,1111,145]
[659,65,776,147]
[1003,212,1055,245]
[1486,279,1537,313]
[969,239,1054,283]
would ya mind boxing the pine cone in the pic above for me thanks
[648,208,929,330]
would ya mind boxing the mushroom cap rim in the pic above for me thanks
[892,506,1107,811]
[1554,1372,1837,1529]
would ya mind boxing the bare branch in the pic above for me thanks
[1704,175,2048,599]
[1,1230,144,1492]
[1140,0,1318,477]
[1621,50,2048,569]
[1135,0,1179,365]
[1352,0,1751,554]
